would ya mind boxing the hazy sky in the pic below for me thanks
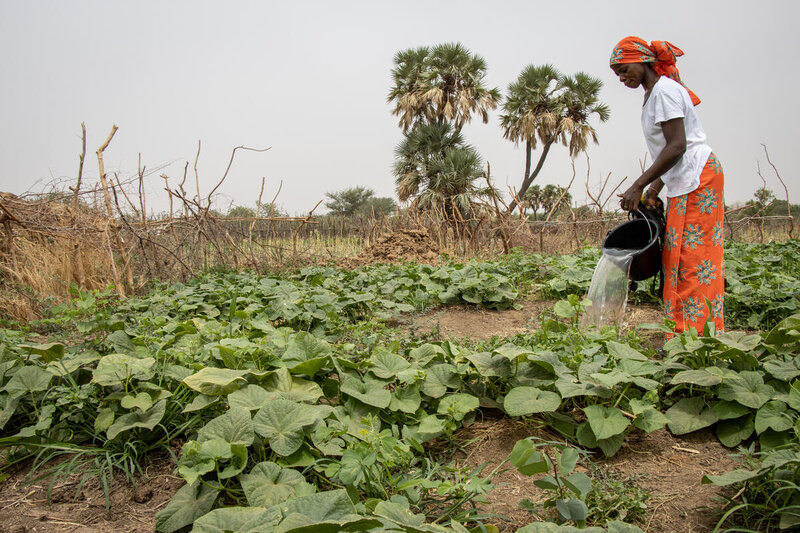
[1,1,796,215]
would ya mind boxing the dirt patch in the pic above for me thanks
[341,228,441,267]
[456,418,738,533]
[403,299,665,342]
[404,299,553,340]
[0,452,183,533]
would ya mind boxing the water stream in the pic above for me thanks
[580,248,637,329]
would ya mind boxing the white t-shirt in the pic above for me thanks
[641,76,712,197]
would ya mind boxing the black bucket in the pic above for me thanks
[602,212,662,281]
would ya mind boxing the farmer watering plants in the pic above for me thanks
[610,36,724,334]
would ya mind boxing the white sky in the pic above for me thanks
[0,0,796,215]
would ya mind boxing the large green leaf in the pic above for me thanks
[716,331,761,353]
[629,400,669,433]
[713,400,752,420]
[556,498,588,522]
[666,397,719,435]
[278,489,355,522]
[183,394,218,413]
[508,439,549,476]
[253,399,326,456]
[420,364,459,398]
[191,506,282,533]
[575,422,625,457]
[369,347,411,379]
[406,415,445,443]
[555,379,610,400]
[339,375,391,408]
[389,384,422,414]
[47,351,100,377]
[92,353,155,387]
[754,400,793,434]
[227,384,270,411]
[107,399,166,440]
[182,368,248,396]
[437,393,479,421]
[240,461,315,507]
[3,366,53,398]
[260,368,323,403]
[670,369,722,387]
[583,405,629,440]
[120,392,153,411]
[763,358,800,381]
[281,332,331,377]
[18,342,65,363]
[106,330,137,354]
[154,482,218,533]
[718,371,774,409]
[634,409,669,434]
[716,415,755,447]
[606,341,648,361]
[466,351,512,378]
[702,469,761,487]
[276,516,382,533]
[503,387,561,417]
[198,407,254,446]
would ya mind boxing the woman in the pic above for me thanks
[611,36,724,334]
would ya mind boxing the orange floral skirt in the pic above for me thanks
[662,154,725,334]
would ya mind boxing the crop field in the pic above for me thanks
[0,239,799,533]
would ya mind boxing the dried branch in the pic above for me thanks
[761,144,793,238]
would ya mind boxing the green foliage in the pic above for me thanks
[227,205,256,218]
[725,240,800,330]
[324,186,396,217]
[509,438,647,531]
[1,243,799,532]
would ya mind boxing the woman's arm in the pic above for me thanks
[619,117,686,211]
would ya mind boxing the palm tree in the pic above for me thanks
[393,122,490,218]
[387,46,430,132]
[500,65,609,212]
[560,72,611,157]
[388,43,501,132]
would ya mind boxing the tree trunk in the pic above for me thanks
[509,139,554,213]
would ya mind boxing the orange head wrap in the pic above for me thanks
[610,36,700,106]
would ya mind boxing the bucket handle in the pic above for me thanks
[629,208,656,243]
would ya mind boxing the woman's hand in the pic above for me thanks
[618,182,644,212]
[642,187,659,208]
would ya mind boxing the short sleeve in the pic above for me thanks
[651,83,685,125]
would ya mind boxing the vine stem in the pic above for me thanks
[613,382,631,408]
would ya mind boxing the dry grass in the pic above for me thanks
[0,188,794,323]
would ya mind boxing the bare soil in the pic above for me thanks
[404,298,665,343]
[0,452,183,533]
[456,418,738,533]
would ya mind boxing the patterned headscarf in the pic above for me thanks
[610,36,700,106]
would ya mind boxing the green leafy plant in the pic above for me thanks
[509,438,593,526]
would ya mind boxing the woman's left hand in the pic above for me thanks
[618,183,644,212]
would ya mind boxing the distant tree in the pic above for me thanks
[226,205,255,218]
[523,185,544,219]
[324,186,396,217]
[540,184,572,216]
[388,42,501,132]
[500,65,609,212]
[358,196,397,217]
[753,186,775,208]
[324,186,373,216]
